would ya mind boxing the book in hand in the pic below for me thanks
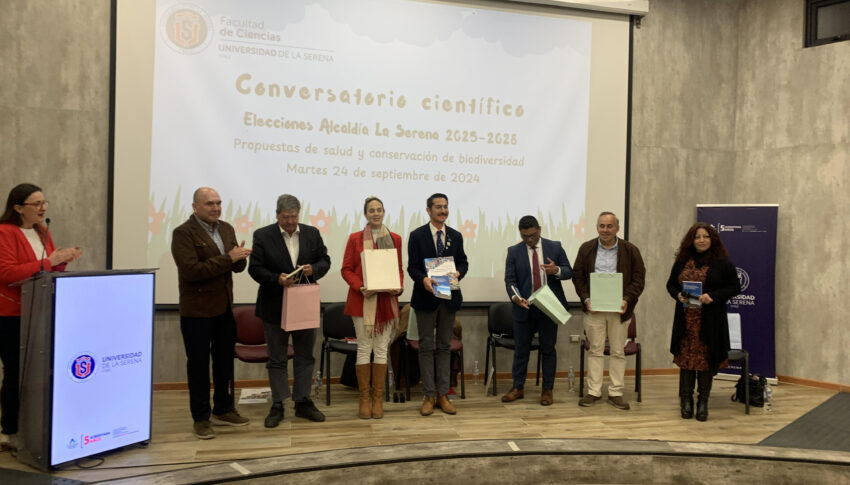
[511,285,523,301]
[284,265,304,280]
[425,256,459,289]
[682,281,702,308]
[431,274,452,299]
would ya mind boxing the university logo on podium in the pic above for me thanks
[69,354,97,382]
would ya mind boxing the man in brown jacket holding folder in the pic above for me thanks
[572,212,645,410]
[172,187,252,439]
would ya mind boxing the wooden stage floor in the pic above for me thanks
[0,375,843,483]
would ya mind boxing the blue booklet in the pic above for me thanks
[431,274,452,300]
[682,281,702,308]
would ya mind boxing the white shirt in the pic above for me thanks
[279,224,300,266]
[20,227,45,260]
[527,242,561,281]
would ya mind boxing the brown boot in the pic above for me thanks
[420,396,435,416]
[355,364,372,419]
[437,395,457,415]
[371,363,387,419]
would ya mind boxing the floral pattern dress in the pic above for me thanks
[674,259,728,371]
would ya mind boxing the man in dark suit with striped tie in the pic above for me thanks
[502,215,572,406]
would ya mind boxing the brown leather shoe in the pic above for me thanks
[540,389,554,406]
[420,396,435,416]
[607,395,631,410]
[436,395,457,415]
[501,387,525,403]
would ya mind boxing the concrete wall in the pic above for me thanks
[630,0,850,385]
[2,0,848,386]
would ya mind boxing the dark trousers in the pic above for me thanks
[180,310,236,422]
[0,316,20,435]
[512,307,558,390]
[415,302,455,397]
[263,323,316,404]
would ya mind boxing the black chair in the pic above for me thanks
[579,314,642,402]
[319,302,390,406]
[319,302,358,406]
[484,302,541,396]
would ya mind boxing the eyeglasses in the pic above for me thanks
[21,200,49,208]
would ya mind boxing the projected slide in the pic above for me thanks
[125,0,614,303]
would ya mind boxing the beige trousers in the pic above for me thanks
[584,311,629,397]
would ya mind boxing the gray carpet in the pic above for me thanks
[759,391,850,452]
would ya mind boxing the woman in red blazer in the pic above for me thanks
[340,196,403,419]
[0,183,81,450]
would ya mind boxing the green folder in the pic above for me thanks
[528,285,571,324]
[590,272,623,312]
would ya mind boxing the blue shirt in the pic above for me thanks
[594,238,618,273]
[194,215,225,255]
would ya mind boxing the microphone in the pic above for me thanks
[35,218,51,276]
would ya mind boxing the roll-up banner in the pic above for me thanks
[697,205,778,379]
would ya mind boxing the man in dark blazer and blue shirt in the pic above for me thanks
[503,215,572,406]
[249,194,331,427]
[407,193,469,416]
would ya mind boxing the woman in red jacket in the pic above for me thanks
[0,183,81,451]
[340,196,403,419]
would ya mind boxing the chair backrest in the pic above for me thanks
[233,305,266,346]
[627,314,637,340]
[582,314,637,350]
[322,302,356,340]
[728,313,742,350]
[487,302,514,336]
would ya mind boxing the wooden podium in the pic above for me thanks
[13,269,156,471]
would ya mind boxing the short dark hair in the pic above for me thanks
[518,215,539,231]
[276,194,300,214]
[1,183,43,227]
[363,196,383,214]
[427,193,448,209]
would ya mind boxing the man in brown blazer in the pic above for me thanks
[572,212,645,411]
[171,187,252,439]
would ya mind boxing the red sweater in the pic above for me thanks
[340,231,403,317]
[0,222,65,316]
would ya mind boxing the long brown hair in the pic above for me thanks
[0,183,42,227]
[674,222,728,264]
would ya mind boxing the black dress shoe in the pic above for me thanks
[264,403,284,428]
[295,400,326,422]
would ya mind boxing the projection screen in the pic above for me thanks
[113,0,630,304]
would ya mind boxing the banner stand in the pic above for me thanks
[697,205,778,380]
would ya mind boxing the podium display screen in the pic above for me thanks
[50,273,154,466]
